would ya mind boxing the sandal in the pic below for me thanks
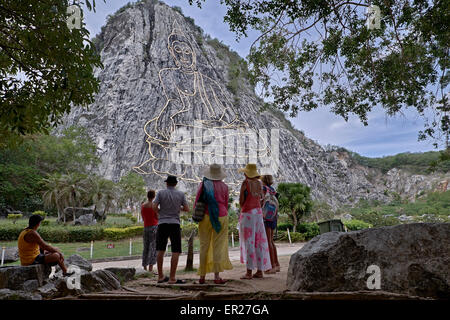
[240,274,253,280]
[157,276,169,283]
[168,279,186,284]
[199,278,205,284]
[214,279,227,284]
[265,269,276,274]
[253,272,263,279]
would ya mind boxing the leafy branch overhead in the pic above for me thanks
[189,0,449,146]
[0,0,104,144]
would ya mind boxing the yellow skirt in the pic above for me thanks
[197,215,233,276]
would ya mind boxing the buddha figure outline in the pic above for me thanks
[133,21,269,182]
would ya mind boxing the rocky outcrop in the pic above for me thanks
[1,247,19,264]
[104,267,136,283]
[0,255,124,300]
[54,254,93,274]
[60,207,104,223]
[287,223,450,299]
[0,265,51,290]
[56,0,448,208]
[0,288,42,300]
[74,214,97,226]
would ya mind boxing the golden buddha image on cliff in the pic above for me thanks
[133,21,277,184]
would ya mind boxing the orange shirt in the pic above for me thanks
[18,229,40,266]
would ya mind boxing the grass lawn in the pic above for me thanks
[1,237,204,266]
[0,216,136,229]
[0,216,242,266]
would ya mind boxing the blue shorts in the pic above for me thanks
[264,219,277,230]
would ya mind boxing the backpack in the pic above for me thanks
[262,186,278,221]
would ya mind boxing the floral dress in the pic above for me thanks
[239,179,272,271]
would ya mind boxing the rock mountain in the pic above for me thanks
[60,0,448,207]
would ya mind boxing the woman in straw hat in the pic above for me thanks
[238,164,272,279]
[194,164,233,284]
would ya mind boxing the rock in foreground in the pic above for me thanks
[287,223,450,299]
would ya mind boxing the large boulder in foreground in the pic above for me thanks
[0,265,51,290]
[287,223,450,299]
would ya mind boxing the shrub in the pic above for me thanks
[276,231,305,242]
[32,211,47,218]
[344,219,372,231]
[7,214,22,224]
[0,223,141,242]
[124,213,138,224]
[296,222,320,240]
[181,223,198,238]
[0,224,24,240]
[40,220,50,226]
[103,226,144,241]
[277,222,294,231]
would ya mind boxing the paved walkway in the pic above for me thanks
[92,242,304,272]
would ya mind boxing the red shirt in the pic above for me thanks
[141,205,158,227]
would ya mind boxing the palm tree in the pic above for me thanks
[278,183,313,233]
[88,176,117,222]
[58,173,89,223]
[41,173,65,222]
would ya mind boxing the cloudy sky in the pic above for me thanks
[82,0,439,158]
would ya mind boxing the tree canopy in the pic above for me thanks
[189,0,449,148]
[0,0,103,145]
[277,182,313,232]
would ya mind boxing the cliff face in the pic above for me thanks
[60,0,448,206]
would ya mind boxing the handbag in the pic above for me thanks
[192,201,206,222]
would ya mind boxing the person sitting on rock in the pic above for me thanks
[18,215,72,276]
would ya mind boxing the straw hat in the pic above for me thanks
[202,163,227,181]
[238,163,260,178]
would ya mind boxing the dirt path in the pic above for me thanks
[89,242,303,298]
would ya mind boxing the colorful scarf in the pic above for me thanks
[202,177,221,233]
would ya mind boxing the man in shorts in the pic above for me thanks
[152,175,189,284]
[17,215,72,276]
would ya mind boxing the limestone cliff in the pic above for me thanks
[59,0,448,207]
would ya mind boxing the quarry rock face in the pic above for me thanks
[60,0,448,206]
[287,223,450,299]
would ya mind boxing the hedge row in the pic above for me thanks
[275,231,306,242]
[0,224,105,242]
[277,222,320,240]
[103,226,144,241]
[0,224,143,242]
[343,219,373,231]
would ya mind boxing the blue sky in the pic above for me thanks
[83,0,439,158]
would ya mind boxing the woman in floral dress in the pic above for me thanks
[238,164,272,279]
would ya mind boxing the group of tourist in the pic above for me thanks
[141,163,280,284]
[16,163,280,285]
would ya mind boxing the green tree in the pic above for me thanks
[118,172,146,214]
[0,126,100,212]
[189,0,449,146]
[0,0,104,145]
[88,176,117,221]
[277,183,313,232]
[58,173,89,221]
[41,173,66,222]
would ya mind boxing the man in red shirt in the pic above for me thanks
[141,190,158,274]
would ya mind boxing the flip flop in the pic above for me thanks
[168,279,186,284]
[265,269,277,274]
[157,276,169,283]
[240,275,253,280]
[214,279,227,284]
[253,273,264,279]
